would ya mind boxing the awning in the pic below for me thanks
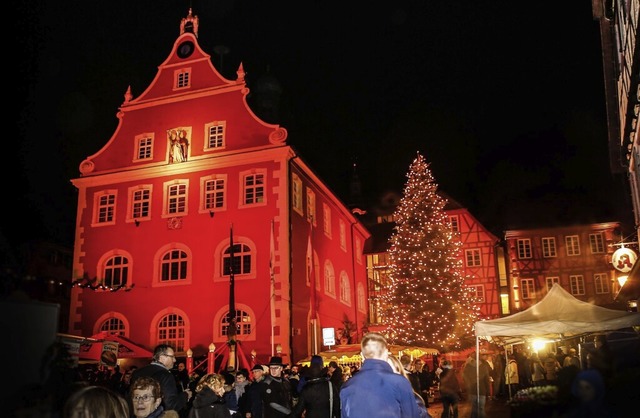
[299,343,439,366]
[77,331,153,361]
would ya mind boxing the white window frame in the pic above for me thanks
[569,274,585,295]
[517,239,532,259]
[465,249,482,267]
[520,278,535,299]
[565,235,581,256]
[542,237,557,258]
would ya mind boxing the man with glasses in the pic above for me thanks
[259,356,293,418]
[131,344,193,413]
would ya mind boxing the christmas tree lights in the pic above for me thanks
[381,153,479,351]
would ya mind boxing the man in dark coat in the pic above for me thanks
[131,343,192,412]
[292,361,340,418]
[259,356,293,418]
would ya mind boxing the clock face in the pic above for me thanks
[177,41,194,59]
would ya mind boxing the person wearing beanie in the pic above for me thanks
[563,369,617,418]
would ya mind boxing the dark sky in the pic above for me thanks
[8,1,633,248]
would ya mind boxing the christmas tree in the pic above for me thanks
[381,152,479,351]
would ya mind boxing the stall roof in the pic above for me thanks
[475,283,640,345]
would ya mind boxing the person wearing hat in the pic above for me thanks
[259,356,294,418]
[242,365,266,418]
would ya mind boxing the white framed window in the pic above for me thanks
[98,250,132,290]
[223,243,253,276]
[517,239,532,259]
[465,249,482,267]
[468,285,485,303]
[323,203,332,238]
[448,215,459,232]
[292,174,303,216]
[306,188,316,225]
[200,175,227,213]
[357,283,366,313]
[324,260,336,297]
[175,68,191,89]
[98,316,126,336]
[153,243,192,287]
[93,190,117,226]
[222,309,253,337]
[520,278,535,299]
[594,273,610,294]
[565,235,581,256]
[545,276,559,291]
[127,185,152,225]
[134,133,154,161]
[339,220,347,251]
[589,233,605,254]
[542,237,557,258]
[355,237,362,264]
[339,271,351,306]
[157,312,187,353]
[163,180,189,216]
[569,275,585,295]
[240,170,266,206]
[204,121,226,150]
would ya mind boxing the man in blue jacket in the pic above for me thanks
[340,332,418,418]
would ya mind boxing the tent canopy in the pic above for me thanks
[299,343,439,366]
[475,283,640,345]
[78,332,153,360]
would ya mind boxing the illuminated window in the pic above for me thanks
[589,233,605,254]
[468,285,485,303]
[569,275,585,295]
[357,283,366,313]
[93,190,117,225]
[339,271,351,306]
[542,237,557,257]
[292,174,303,215]
[324,260,336,297]
[448,215,459,232]
[128,185,152,224]
[222,309,253,337]
[465,249,482,267]
[157,313,186,352]
[135,134,153,161]
[545,276,559,291]
[201,176,226,212]
[323,203,332,238]
[520,278,535,299]
[517,239,532,259]
[164,181,188,216]
[204,121,226,150]
[594,273,610,294]
[565,236,581,256]
[306,188,316,224]
[242,172,265,206]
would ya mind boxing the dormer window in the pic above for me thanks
[175,68,191,89]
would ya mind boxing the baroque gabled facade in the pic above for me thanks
[68,9,369,367]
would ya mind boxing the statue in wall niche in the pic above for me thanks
[169,129,188,163]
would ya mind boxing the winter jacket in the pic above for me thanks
[189,386,231,418]
[292,376,340,418]
[340,358,419,418]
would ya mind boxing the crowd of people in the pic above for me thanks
[55,332,628,418]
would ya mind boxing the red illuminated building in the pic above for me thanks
[67,9,370,367]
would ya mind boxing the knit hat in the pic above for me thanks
[310,355,324,367]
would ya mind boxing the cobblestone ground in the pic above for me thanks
[427,397,511,418]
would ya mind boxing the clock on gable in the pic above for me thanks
[177,41,194,59]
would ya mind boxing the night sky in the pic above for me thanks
[8,1,633,249]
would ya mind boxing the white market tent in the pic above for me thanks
[471,283,640,402]
[475,283,640,346]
